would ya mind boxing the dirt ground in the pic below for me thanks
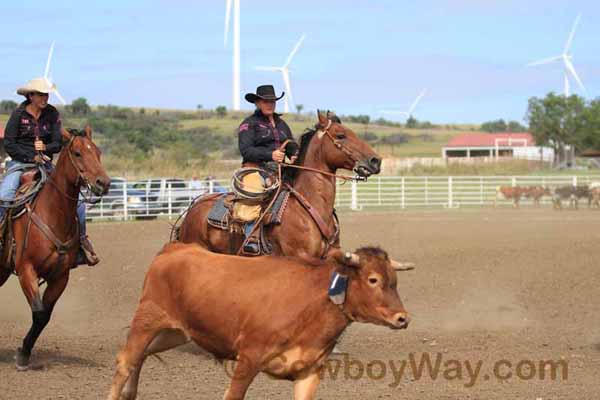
[1,208,599,399]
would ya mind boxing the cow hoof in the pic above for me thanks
[15,348,30,371]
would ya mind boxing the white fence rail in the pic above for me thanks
[85,175,600,221]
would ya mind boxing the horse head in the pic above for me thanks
[61,125,110,196]
[313,110,381,178]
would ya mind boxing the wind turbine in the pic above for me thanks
[43,41,66,105]
[380,89,427,119]
[224,0,241,110]
[527,14,586,97]
[254,34,306,114]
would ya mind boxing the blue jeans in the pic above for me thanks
[0,160,87,236]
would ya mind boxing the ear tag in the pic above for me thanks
[328,271,348,305]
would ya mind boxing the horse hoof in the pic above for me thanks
[15,348,30,371]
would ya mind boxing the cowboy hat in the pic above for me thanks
[244,85,284,103]
[16,77,56,96]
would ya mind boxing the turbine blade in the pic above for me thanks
[408,89,427,114]
[44,41,55,78]
[284,33,306,68]
[564,13,582,53]
[282,69,293,111]
[53,89,66,105]
[527,55,562,67]
[224,0,232,45]
[564,58,586,93]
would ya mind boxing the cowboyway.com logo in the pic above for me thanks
[219,352,568,388]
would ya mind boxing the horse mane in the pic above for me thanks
[66,128,86,137]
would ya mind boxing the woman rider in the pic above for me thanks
[0,77,99,266]
[237,84,298,254]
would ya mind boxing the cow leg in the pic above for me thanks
[107,302,169,400]
[120,329,189,400]
[223,354,260,400]
[294,370,322,400]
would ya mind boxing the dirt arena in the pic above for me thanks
[1,209,599,399]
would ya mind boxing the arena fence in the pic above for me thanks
[84,175,600,221]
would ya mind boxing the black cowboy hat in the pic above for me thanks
[244,85,285,103]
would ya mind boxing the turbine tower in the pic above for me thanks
[43,41,66,105]
[380,89,427,120]
[527,14,586,97]
[255,34,306,113]
[224,0,241,110]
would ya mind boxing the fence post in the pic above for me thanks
[425,177,429,206]
[378,177,382,206]
[448,176,453,208]
[480,176,484,205]
[401,177,405,209]
[572,176,577,187]
[209,180,214,194]
[122,180,128,221]
[512,176,517,187]
[167,182,173,220]
[350,180,358,210]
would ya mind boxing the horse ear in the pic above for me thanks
[84,124,93,139]
[317,109,328,127]
[61,127,72,143]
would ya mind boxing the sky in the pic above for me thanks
[1,0,599,124]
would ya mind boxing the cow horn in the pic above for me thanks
[343,252,361,267]
[391,260,415,271]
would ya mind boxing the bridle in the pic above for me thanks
[47,135,103,203]
[278,120,368,182]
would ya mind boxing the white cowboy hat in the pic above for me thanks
[16,77,56,96]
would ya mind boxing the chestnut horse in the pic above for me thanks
[0,126,110,370]
[176,112,381,260]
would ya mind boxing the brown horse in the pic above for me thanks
[176,112,381,260]
[0,126,110,370]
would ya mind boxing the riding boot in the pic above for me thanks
[242,222,260,256]
[78,235,100,266]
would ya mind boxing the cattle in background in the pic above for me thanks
[495,186,528,208]
[589,182,600,208]
[107,243,410,400]
[523,186,551,207]
[552,185,591,210]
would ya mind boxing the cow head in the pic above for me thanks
[332,247,409,330]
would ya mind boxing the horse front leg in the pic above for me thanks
[16,266,69,371]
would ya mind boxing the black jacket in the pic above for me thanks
[238,110,298,165]
[4,101,63,163]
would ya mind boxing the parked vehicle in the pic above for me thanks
[132,178,198,215]
[86,177,158,219]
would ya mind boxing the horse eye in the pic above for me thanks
[368,277,379,285]
[336,133,347,139]
[74,151,82,157]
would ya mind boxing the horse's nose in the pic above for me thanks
[369,157,381,174]
[96,177,110,194]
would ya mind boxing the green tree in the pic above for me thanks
[215,105,227,117]
[406,116,418,129]
[295,104,304,114]
[481,119,507,132]
[0,100,18,114]
[580,99,600,151]
[526,93,586,166]
[507,120,526,132]
[197,104,203,110]
[69,97,91,115]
